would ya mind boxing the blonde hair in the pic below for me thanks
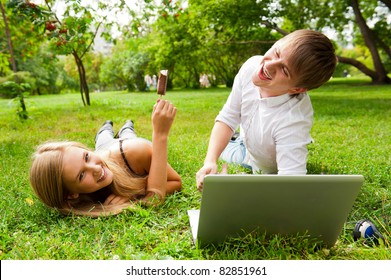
[278,29,337,90]
[29,141,147,217]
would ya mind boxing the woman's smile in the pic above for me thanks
[62,147,113,195]
[97,166,107,182]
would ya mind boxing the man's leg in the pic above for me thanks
[220,137,252,170]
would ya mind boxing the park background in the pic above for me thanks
[0,0,390,260]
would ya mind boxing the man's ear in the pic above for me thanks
[67,193,79,200]
[288,87,307,94]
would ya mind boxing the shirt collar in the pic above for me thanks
[258,93,294,107]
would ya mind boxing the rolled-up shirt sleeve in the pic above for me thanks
[276,141,310,175]
[275,113,313,175]
[215,59,253,132]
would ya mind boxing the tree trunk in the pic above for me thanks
[263,17,390,85]
[1,3,16,73]
[350,0,390,84]
[72,51,90,106]
[0,1,28,119]
[379,0,391,10]
[336,55,378,79]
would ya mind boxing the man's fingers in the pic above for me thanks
[220,163,228,174]
[196,171,205,192]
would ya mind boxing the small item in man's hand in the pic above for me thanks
[157,70,168,96]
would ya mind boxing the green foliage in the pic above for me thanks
[84,52,104,92]
[100,39,150,92]
[1,1,61,95]
[0,72,31,119]
[7,0,122,105]
[19,44,63,95]
[278,0,350,32]
[55,56,79,93]
[277,0,390,81]
[0,80,30,98]
[135,0,278,88]
[0,52,10,75]
[0,72,33,98]
[9,0,96,56]
[335,46,374,77]
[0,79,390,259]
[7,0,52,26]
[129,0,390,86]
[3,0,390,101]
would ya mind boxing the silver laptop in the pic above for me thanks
[188,174,364,247]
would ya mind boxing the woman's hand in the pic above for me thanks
[144,99,178,201]
[152,99,177,136]
[103,194,129,205]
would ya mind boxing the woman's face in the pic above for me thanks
[62,147,113,196]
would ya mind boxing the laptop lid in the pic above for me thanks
[189,174,363,247]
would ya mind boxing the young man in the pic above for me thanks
[196,29,337,191]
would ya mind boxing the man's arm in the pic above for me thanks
[196,121,234,191]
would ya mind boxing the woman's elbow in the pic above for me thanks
[167,178,182,193]
[175,178,183,191]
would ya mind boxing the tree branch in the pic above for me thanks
[261,21,289,36]
[350,0,389,82]
[379,0,391,10]
[80,19,105,59]
[336,55,377,78]
[220,40,276,45]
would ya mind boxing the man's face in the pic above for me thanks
[252,41,305,97]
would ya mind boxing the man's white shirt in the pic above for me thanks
[216,55,314,174]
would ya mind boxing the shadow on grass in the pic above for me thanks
[197,231,334,260]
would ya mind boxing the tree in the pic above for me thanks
[348,0,390,83]
[20,44,62,95]
[0,0,28,119]
[124,0,198,89]
[135,0,278,88]
[142,0,390,85]
[11,0,117,105]
[188,0,278,87]
[1,1,62,96]
[144,0,200,88]
[42,0,96,105]
[276,0,390,84]
[100,38,150,92]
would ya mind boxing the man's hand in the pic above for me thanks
[196,163,228,192]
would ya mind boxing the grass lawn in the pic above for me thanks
[0,77,390,260]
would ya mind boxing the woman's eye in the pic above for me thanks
[85,153,89,162]
[79,171,85,181]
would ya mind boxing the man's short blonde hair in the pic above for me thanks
[278,29,337,90]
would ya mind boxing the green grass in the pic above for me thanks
[0,78,390,260]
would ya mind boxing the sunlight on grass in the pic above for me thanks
[0,78,390,260]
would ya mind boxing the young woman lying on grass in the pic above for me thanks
[29,99,182,217]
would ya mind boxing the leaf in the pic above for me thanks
[25,198,34,206]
